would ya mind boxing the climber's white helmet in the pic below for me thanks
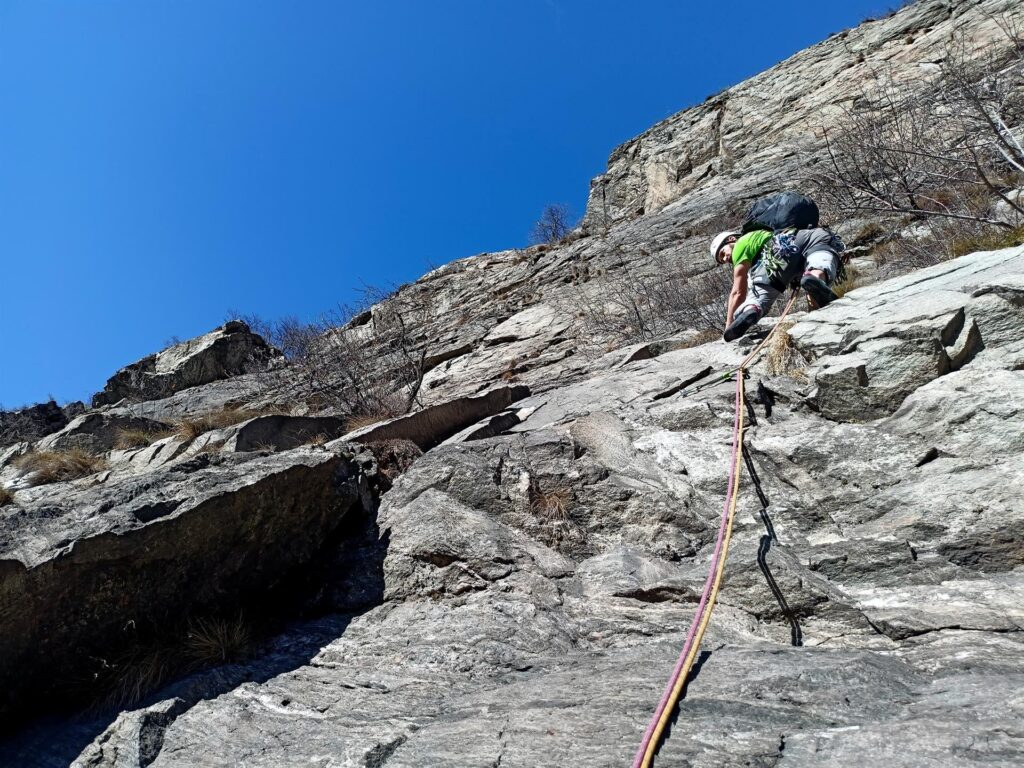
[710,230,741,264]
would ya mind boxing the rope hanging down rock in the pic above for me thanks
[631,289,801,768]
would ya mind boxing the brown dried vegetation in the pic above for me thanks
[14,449,108,486]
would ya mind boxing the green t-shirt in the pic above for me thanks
[731,230,772,268]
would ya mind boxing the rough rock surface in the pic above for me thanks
[0,245,1011,767]
[0,445,368,720]
[1,2,1022,765]
[92,322,281,407]
[35,412,171,454]
[0,400,77,449]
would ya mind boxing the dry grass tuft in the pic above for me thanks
[99,645,175,710]
[184,615,252,666]
[344,400,407,432]
[831,265,864,299]
[764,321,810,380]
[679,328,721,349]
[305,432,329,447]
[0,486,14,507]
[14,449,108,486]
[174,408,260,442]
[949,224,1024,260]
[529,484,577,546]
[115,428,174,450]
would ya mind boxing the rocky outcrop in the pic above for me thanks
[36,412,171,453]
[0,445,370,722]
[581,0,1019,231]
[92,322,282,407]
[340,384,531,449]
[791,247,1020,421]
[0,244,1007,767]
[0,400,76,449]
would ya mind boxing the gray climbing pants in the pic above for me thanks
[739,227,844,316]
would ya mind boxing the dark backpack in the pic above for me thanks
[741,192,819,234]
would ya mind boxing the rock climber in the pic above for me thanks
[710,226,845,342]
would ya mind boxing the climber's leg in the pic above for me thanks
[724,260,777,341]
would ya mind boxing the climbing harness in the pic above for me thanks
[631,289,802,768]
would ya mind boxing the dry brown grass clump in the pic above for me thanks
[14,449,109,486]
[98,644,175,710]
[175,408,260,441]
[764,321,810,380]
[529,484,577,546]
[0,486,14,507]
[949,224,1024,260]
[679,328,721,349]
[345,413,388,432]
[92,614,255,710]
[831,265,864,300]
[114,428,174,450]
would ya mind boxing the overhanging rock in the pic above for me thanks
[0,446,367,722]
[338,385,531,450]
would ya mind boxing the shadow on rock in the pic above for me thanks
[0,515,390,768]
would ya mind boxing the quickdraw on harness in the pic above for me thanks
[631,290,802,768]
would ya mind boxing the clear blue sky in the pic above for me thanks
[0,0,899,407]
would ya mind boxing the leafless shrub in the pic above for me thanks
[239,282,436,420]
[0,486,14,507]
[812,19,1024,264]
[226,311,320,362]
[530,204,576,245]
[569,246,732,347]
[14,449,108,486]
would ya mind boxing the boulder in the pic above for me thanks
[92,322,282,407]
[0,401,70,448]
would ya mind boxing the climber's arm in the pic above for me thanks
[725,262,750,327]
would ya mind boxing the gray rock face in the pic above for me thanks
[2,1,1024,765]
[790,246,1023,421]
[35,412,171,453]
[92,322,282,407]
[580,0,1019,232]
[0,401,72,448]
[4,244,1006,768]
[340,385,531,449]
[0,445,368,721]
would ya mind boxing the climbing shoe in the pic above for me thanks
[800,274,838,308]
[723,307,761,342]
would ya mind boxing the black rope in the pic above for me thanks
[741,443,802,646]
